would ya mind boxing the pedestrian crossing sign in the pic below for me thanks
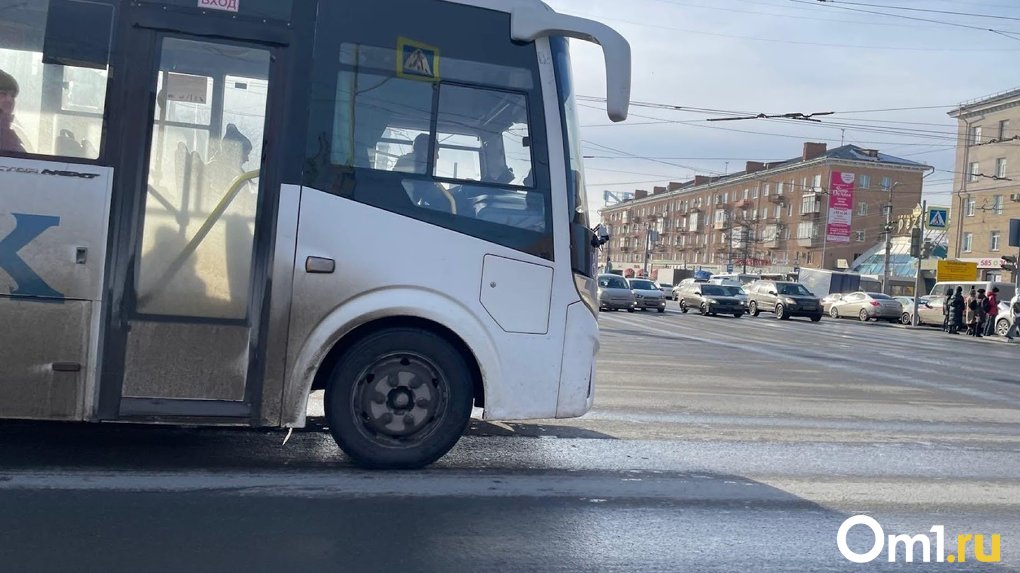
[397,38,440,82]
[927,208,948,229]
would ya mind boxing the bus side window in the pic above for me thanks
[0,0,113,159]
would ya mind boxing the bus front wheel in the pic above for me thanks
[324,327,474,469]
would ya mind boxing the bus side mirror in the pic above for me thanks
[591,225,610,247]
[511,9,632,122]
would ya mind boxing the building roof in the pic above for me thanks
[601,144,930,212]
[948,87,1020,118]
[822,145,928,168]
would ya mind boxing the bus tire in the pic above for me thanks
[324,327,474,470]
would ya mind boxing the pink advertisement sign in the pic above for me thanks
[826,171,855,243]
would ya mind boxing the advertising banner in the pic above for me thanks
[826,171,855,243]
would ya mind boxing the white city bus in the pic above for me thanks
[0,0,630,468]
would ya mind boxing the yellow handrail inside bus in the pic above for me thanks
[137,169,260,309]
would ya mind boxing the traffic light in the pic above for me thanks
[1002,255,1018,272]
[909,227,922,258]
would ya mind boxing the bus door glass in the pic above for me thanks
[119,36,271,410]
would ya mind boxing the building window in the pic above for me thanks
[969,162,980,182]
[743,189,749,200]
[813,174,822,191]
[854,231,866,242]
[881,176,892,190]
[760,207,768,220]
[857,202,868,216]
[858,174,871,189]
[774,205,782,219]
[993,195,1004,214]
[787,203,793,217]
[752,187,759,200]
[800,194,819,214]
[963,232,973,253]
[966,199,976,217]
[999,120,1010,141]
[797,222,818,239]
[777,182,784,195]
[763,184,770,196]
[995,158,1007,179]
[991,230,1001,252]
[970,126,982,145]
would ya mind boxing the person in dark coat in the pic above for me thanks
[948,287,965,334]
[942,287,952,332]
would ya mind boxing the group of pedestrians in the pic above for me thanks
[942,286,1020,340]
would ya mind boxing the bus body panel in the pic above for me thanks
[258,182,303,427]
[0,157,113,422]
[282,187,569,427]
[556,302,597,417]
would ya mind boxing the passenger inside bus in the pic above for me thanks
[0,68,26,153]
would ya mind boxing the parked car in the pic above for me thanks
[597,273,635,312]
[628,278,667,313]
[820,293,845,315]
[828,292,902,322]
[678,283,745,318]
[746,280,823,321]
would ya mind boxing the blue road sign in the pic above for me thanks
[726,264,734,273]
[927,208,948,229]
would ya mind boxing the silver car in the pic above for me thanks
[828,292,902,322]
[597,274,636,312]
[628,278,667,313]
[899,296,948,327]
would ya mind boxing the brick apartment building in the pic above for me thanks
[948,88,1020,282]
[599,142,930,275]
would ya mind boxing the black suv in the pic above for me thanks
[746,280,823,321]
[678,283,745,318]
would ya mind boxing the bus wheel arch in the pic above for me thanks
[311,316,485,408]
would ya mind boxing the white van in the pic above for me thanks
[929,281,1016,304]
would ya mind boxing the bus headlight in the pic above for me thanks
[574,273,598,317]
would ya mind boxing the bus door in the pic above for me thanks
[98,8,290,422]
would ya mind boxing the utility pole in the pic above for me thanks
[882,182,900,295]
[911,200,926,327]
[727,211,733,273]
[642,221,651,276]
[605,224,612,273]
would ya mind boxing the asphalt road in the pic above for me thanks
[1,308,1018,572]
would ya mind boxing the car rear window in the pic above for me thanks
[629,280,657,290]
[599,276,628,289]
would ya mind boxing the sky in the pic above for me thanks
[543,0,1020,221]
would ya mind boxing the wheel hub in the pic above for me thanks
[354,355,444,441]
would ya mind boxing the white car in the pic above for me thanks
[993,294,1018,336]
